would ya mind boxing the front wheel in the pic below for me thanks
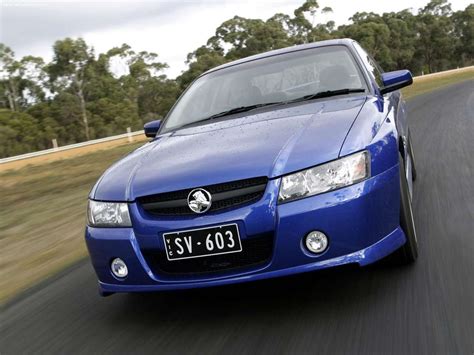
[393,152,418,264]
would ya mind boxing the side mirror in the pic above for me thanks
[144,120,161,138]
[380,70,413,95]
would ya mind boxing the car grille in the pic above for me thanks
[142,233,274,275]
[137,177,268,215]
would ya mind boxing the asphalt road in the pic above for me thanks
[2,80,473,355]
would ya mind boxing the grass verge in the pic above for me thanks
[0,142,143,304]
[401,66,473,99]
[1,68,472,305]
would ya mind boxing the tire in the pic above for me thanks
[408,129,417,181]
[393,152,418,264]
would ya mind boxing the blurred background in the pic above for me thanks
[0,0,472,158]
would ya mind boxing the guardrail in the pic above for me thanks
[0,130,144,164]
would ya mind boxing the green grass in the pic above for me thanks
[401,67,473,99]
[0,142,144,304]
[1,68,472,305]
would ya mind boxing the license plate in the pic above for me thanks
[162,223,242,261]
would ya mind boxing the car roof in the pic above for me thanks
[202,38,355,76]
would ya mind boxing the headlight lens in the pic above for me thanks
[278,151,370,202]
[87,200,132,227]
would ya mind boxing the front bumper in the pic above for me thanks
[86,163,405,295]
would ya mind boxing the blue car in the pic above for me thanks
[86,38,418,296]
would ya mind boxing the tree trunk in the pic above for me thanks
[6,89,15,111]
[77,86,90,141]
[7,78,18,111]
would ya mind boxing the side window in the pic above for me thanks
[352,42,383,87]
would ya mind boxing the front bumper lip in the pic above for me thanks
[98,227,405,294]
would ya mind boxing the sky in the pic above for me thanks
[1,0,472,78]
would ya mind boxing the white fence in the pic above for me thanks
[0,129,143,164]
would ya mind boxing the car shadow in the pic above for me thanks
[112,260,414,326]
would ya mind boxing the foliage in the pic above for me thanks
[0,0,472,158]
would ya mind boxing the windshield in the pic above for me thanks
[162,45,367,132]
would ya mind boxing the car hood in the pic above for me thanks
[92,95,367,201]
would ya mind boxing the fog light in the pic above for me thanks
[111,258,128,278]
[305,231,328,254]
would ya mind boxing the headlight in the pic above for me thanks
[87,200,132,227]
[278,150,370,202]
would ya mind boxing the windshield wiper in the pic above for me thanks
[203,102,281,121]
[286,88,366,104]
[175,102,281,130]
[170,89,365,132]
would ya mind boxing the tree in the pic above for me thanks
[452,4,474,67]
[416,0,455,73]
[0,44,21,111]
[339,13,393,69]
[0,109,46,157]
[382,10,418,71]
[106,44,174,121]
[177,46,227,89]
[47,38,94,140]
[18,55,47,106]
[292,0,321,43]
[206,16,290,60]
[0,44,47,112]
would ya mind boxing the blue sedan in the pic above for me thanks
[85,38,418,296]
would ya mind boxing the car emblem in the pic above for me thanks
[187,188,212,213]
